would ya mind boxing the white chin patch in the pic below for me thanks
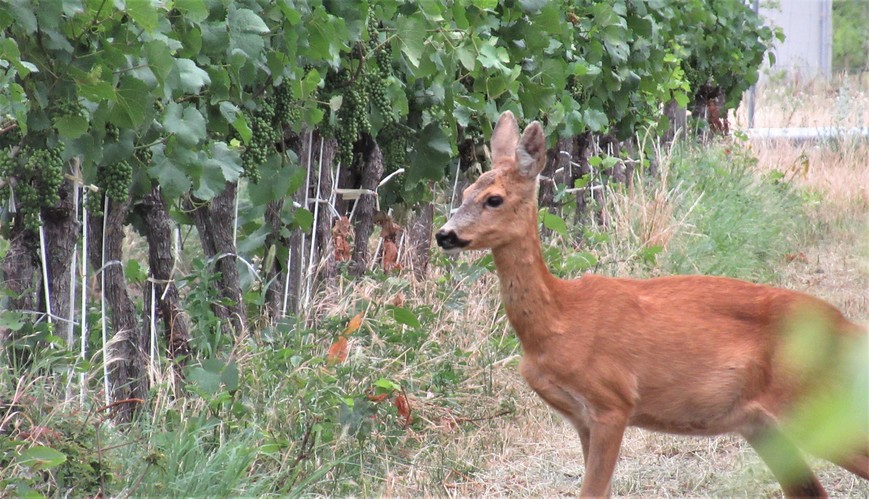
[444,247,464,256]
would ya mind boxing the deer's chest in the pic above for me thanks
[519,354,594,421]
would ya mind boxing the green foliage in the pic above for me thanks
[670,0,779,109]
[0,0,775,215]
[757,314,868,483]
[179,258,232,357]
[833,0,869,72]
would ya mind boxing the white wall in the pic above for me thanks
[760,0,832,78]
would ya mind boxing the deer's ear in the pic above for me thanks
[516,121,546,179]
[490,111,519,166]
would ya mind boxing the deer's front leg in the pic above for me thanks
[579,411,628,498]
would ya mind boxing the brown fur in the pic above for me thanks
[436,111,868,497]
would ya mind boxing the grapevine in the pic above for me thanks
[321,6,396,168]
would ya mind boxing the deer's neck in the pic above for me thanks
[491,215,559,352]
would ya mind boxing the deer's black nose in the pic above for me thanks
[436,229,468,250]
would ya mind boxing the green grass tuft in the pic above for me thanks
[664,144,806,283]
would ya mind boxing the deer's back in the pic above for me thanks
[519,274,861,435]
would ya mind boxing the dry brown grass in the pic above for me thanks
[737,75,869,224]
[750,138,869,225]
[378,77,869,498]
[736,75,869,129]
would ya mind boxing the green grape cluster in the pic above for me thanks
[567,74,588,102]
[55,99,83,119]
[136,146,153,166]
[367,9,392,79]
[0,143,65,231]
[274,83,301,127]
[240,96,281,182]
[0,152,14,214]
[105,123,120,142]
[365,7,392,118]
[365,73,390,117]
[317,8,399,168]
[83,186,103,216]
[98,160,132,202]
[378,121,409,171]
[334,81,371,167]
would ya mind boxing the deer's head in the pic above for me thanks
[436,111,547,253]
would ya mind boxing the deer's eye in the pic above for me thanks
[485,195,503,208]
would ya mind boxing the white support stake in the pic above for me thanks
[233,182,240,250]
[298,233,306,311]
[100,196,110,407]
[149,279,157,384]
[297,130,313,311]
[67,187,78,347]
[304,137,325,309]
[450,159,462,210]
[79,191,89,406]
[281,246,293,317]
[65,183,79,404]
[37,215,53,326]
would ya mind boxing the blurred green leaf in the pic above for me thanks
[16,446,66,471]
[390,306,420,328]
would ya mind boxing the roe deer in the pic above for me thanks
[435,111,868,497]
